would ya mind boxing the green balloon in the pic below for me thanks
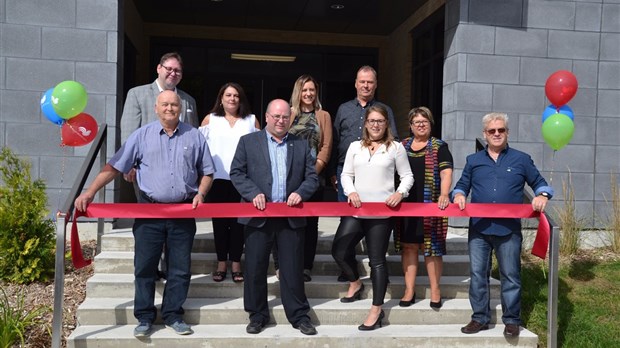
[541,113,574,151]
[51,80,88,119]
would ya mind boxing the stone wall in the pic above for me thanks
[444,0,620,227]
[0,0,120,210]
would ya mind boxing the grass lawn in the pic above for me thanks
[519,250,620,347]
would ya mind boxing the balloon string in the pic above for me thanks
[56,135,68,219]
[549,150,556,186]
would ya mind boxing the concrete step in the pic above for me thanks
[85,274,499,300]
[68,323,538,348]
[94,251,471,277]
[76,297,502,326]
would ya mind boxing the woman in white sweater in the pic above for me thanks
[331,105,413,331]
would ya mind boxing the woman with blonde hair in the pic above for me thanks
[273,75,332,282]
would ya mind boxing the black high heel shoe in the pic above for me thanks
[340,283,364,303]
[358,310,385,331]
[399,293,416,307]
[430,298,443,309]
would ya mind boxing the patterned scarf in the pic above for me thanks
[394,136,448,256]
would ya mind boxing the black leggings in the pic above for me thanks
[208,179,244,262]
[331,217,391,306]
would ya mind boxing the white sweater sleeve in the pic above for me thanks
[394,142,414,197]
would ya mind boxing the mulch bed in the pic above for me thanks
[1,241,95,348]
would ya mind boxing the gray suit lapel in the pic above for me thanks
[258,131,271,168]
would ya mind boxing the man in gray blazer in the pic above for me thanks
[230,99,319,336]
[120,52,198,144]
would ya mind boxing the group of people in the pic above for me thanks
[75,52,554,339]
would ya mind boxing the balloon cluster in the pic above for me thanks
[40,80,98,147]
[541,70,578,151]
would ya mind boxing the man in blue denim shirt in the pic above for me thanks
[452,112,553,338]
[75,91,214,338]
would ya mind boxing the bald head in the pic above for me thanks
[156,90,181,128]
[265,99,291,141]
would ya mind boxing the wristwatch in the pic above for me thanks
[538,192,550,198]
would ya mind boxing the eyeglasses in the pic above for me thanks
[268,113,291,122]
[410,120,430,126]
[161,65,183,75]
[366,119,386,125]
[485,128,507,135]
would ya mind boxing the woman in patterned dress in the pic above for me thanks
[398,106,453,309]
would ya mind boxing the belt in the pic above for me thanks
[139,191,194,204]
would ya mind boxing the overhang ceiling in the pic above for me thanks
[132,0,427,36]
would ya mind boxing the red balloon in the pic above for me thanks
[61,113,98,146]
[545,70,578,106]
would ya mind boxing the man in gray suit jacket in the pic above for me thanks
[230,99,319,336]
[120,52,198,144]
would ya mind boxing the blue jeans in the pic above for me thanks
[336,165,347,202]
[133,218,196,325]
[468,228,522,326]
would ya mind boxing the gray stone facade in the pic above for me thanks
[444,0,620,227]
[0,0,119,212]
[0,0,618,228]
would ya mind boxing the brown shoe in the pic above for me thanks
[503,324,520,337]
[461,320,489,334]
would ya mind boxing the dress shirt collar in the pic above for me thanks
[265,129,289,144]
[155,79,178,94]
[355,98,376,109]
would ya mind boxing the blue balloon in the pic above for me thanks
[40,88,64,126]
[542,104,574,123]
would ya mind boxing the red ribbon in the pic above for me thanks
[71,202,550,268]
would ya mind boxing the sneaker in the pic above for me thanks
[166,320,193,335]
[133,321,152,337]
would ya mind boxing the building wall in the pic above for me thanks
[444,0,620,227]
[381,0,446,136]
[0,0,120,210]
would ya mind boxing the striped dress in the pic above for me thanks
[397,136,453,256]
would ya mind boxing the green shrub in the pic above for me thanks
[0,286,49,348]
[0,147,55,284]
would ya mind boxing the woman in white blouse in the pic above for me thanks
[332,105,413,331]
[199,82,260,283]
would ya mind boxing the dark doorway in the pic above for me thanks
[149,39,378,126]
[411,6,445,138]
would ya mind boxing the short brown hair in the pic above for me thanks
[408,106,434,126]
[159,52,183,67]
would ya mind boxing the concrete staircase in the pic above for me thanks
[67,218,538,347]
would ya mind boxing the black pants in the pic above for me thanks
[244,218,311,325]
[208,179,244,262]
[332,217,391,306]
[272,188,321,270]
